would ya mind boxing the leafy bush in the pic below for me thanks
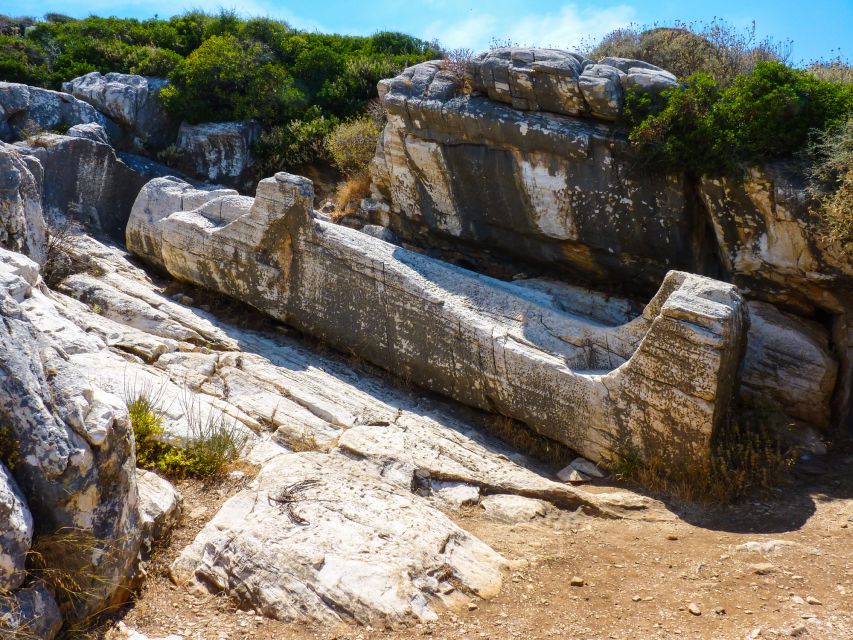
[587,19,790,87]
[0,34,48,84]
[253,110,336,175]
[159,34,303,124]
[125,45,182,76]
[326,115,380,178]
[807,117,853,243]
[625,62,853,175]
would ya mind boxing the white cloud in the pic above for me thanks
[423,3,637,52]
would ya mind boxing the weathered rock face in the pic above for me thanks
[0,246,141,625]
[372,60,712,294]
[171,450,509,624]
[128,173,747,466]
[14,134,180,241]
[0,142,47,262]
[63,72,177,151]
[466,49,676,119]
[699,163,853,316]
[174,121,260,191]
[742,301,838,431]
[0,81,120,145]
[0,462,32,592]
[699,164,853,431]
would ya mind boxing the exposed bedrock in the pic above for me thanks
[11,133,182,242]
[0,81,122,146]
[173,120,261,192]
[0,247,141,628]
[128,172,747,466]
[63,72,177,151]
[370,54,852,434]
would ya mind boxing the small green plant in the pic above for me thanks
[124,379,248,479]
[0,424,21,471]
[124,379,170,471]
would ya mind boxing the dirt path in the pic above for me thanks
[104,454,853,640]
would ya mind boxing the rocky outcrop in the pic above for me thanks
[465,49,676,120]
[372,60,708,294]
[14,133,181,241]
[0,246,141,626]
[0,81,120,144]
[63,72,177,151]
[0,142,47,262]
[127,173,747,466]
[174,121,260,191]
[170,450,509,624]
[370,53,851,435]
[0,462,32,592]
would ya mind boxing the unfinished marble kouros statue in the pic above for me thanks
[128,172,746,466]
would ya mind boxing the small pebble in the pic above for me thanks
[806,596,822,605]
[467,602,478,611]
[751,563,776,575]
[687,603,701,616]
[570,576,585,587]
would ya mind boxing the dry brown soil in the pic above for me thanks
[95,451,853,640]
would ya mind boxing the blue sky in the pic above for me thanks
[4,0,850,64]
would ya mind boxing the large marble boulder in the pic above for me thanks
[0,462,32,592]
[63,72,177,150]
[0,142,47,262]
[372,59,704,295]
[171,450,509,624]
[173,121,260,191]
[370,54,851,435]
[14,134,182,241]
[128,173,747,467]
[464,49,676,119]
[0,81,121,145]
[0,246,141,624]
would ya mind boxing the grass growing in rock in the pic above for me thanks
[124,380,248,479]
[608,413,797,504]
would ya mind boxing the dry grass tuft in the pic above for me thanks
[607,414,797,504]
[332,174,371,221]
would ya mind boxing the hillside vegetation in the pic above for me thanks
[0,11,439,172]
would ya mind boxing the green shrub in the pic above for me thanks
[125,45,182,76]
[0,34,47,84]
[625,62,853,175]
[713,62,853,160]
[160,34,305,124]
[326,115,380,178]
[587,19,790,87]
[626,73,721,173]
[807,117,853,243]
[253,110,337,174]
